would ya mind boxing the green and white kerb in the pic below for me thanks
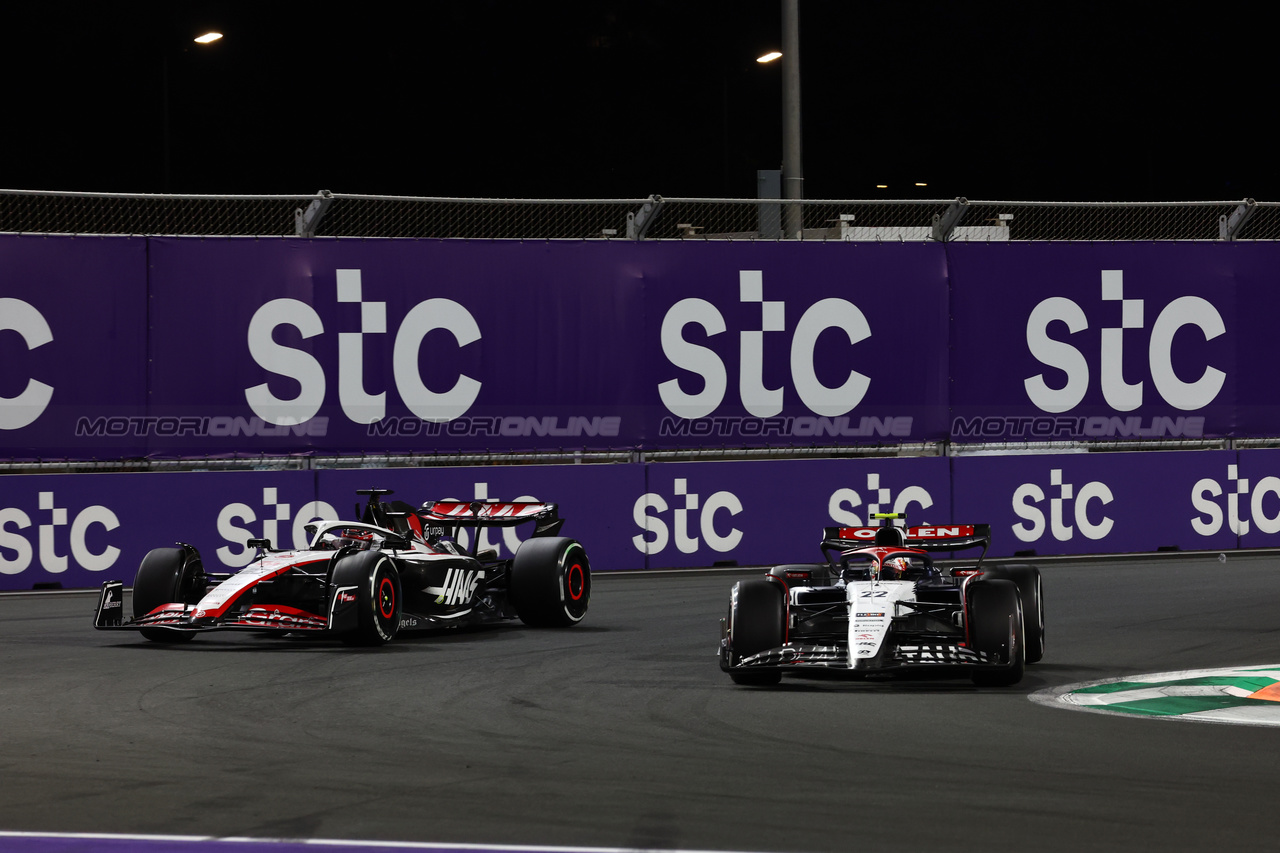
[1030,666,1280,727]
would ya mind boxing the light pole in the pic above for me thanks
[780,0,803,239]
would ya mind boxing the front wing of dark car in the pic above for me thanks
[93,579,364,636]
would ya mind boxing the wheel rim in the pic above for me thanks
[567,563,585,601]
[562,547,590,620]
[378,575,396,620]
[372,562,399,639]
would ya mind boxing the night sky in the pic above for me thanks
[3,2,1275,202]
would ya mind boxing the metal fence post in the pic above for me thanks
[627,195,664,240]
[1219,198,1257,241]
[294,190,334,237]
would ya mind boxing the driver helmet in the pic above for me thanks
[335,530,374,551]
[881,556,913,580]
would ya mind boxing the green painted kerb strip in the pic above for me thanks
[1074,675,1279,696]
[1101,696,1280,717]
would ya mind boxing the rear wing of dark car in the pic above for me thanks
[820,524,991,564]
[355,489,566,546]
[417,500,565,535]
[405,501,565,557]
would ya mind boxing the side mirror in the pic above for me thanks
[382,535,410,551]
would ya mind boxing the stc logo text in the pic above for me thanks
[246,270,481,426]
[1012,469,1114,543]
[217,488,337,566]
[0,297,54,430]
[1191,465,1280,537]
[0,492,120,574]
[631,475,935,556]
[1025,270,1226,413]
[659,271,872,419]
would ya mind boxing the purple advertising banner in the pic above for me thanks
[950,449,1241,557]
[7,451,1280,590]
[143,237,952,455]
[1229,244,1280,438]
[144,237,651,456]
[1226,448,1280,548]
[634,456,952,569]
[8,235,1280,459]
[0,469,323,591]
[0,234,149,457]
[0,464,647,591]
[0,457,952,589]
[3,235,953,458]
[640,240,950,450]
[948,242,1239,443]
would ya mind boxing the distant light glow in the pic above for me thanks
[876,184,888,189]
[915,182,927,187]
[756,51,782,63]
[194,32,223,44]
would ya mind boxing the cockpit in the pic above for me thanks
[838,549,938,583]
[310,524,391,552]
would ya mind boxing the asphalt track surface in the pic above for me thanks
[4,553,1280,853]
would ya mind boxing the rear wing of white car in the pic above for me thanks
[820,522,991,564]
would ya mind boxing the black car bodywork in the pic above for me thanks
[94,489,590,645]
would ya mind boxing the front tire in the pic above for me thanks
[968,578,1025,687]
[509,537,591,627]
[332,551,402,646]
[133,546,204,643]
[984,564,1044,663]
[727,580,785,686]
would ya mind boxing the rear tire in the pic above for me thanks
[332,551,402,646]
[968,579,1025,687]
[984,564,1044,663]
[727,580,785,685]
[133,546,203,643]
[509,537,591,627]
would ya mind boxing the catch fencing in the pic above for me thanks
[4,189,1280,241]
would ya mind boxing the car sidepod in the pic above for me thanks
[395,554,489,624]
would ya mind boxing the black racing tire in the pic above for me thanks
[133,546,203,643]
[509,537,591,627]
[968,578,1025,687]
[332,550,402,646]
[984,564,1044,664]
[727,580,785,686]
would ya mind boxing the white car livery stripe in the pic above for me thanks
[192,554,328,619]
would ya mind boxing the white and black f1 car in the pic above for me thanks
[94,489,590,645]
[719,514,1043,686]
